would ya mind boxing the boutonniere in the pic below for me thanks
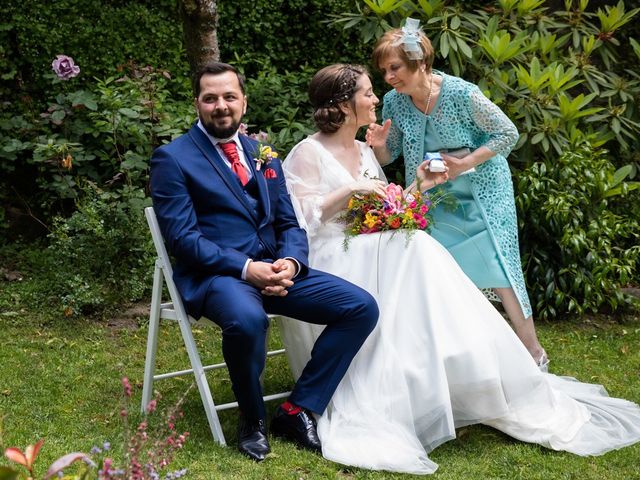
[253,143,278,171]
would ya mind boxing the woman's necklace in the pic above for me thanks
[423,73,434,115]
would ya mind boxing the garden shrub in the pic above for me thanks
[516,143,640,320]
[1,63,195,234]
[43,184,154,316]
[1,0,186,107]
[243,65,316,154]
[218,0,369,78]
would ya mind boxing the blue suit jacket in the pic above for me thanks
[150,124,310,318]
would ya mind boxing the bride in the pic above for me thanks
[278,64,640,474]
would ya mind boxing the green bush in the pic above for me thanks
[243,65,316,154]
[0,63,195,231]
[516,143,640,320]
[1,0,187,107]
[43,184,154,316]
[219,0,368,77]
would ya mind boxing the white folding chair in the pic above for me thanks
[141,206,291,445]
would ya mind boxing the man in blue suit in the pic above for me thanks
[150,62,378,461]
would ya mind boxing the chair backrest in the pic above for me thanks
[145,206,175,278]
[144,206,192,321]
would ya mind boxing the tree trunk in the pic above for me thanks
[179,0,220,82]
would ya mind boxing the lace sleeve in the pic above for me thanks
[468,86,519,157]
[382,97,403,161]
[283,141,327,238]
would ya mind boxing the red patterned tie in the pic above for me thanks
[219,141,249,186]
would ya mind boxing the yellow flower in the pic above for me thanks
[364,212,379,228]
[260,145,278,159]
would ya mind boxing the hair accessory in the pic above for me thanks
[393,17,424,60]
[326,94,350,107]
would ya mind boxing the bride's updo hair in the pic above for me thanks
[309,64,368,134]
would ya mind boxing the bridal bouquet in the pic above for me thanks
[342,183,433,238]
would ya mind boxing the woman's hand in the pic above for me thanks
[365,119,392,148]
[351,178,387,197]
[416,160,449,191]
[440,152,472,181]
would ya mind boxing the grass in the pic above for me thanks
[1,277,639,479]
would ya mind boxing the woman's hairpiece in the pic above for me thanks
[392,17,424,60]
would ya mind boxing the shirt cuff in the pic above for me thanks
[284,257,301,278]
[241,259,252,280]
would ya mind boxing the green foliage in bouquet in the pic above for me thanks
[516,143,640,320]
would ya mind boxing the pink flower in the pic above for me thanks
[122,377,132,397]
[385,183,404,211]
[51,55,80,80]
[146,399,157,413]
[249,131,269,143]
[44,452,91,480]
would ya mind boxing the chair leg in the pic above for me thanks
[177,313,227,445]
[141,261,164,414]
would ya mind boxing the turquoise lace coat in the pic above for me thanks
[382,72,532,318]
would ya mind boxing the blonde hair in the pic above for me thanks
[372,28,435,73]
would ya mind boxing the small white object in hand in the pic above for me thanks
[425,152,446,173]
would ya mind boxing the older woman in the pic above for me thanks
[367,19,547,368]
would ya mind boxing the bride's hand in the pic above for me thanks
[416,161,449,191]
[351,178,387,197]
[365,119,391,148]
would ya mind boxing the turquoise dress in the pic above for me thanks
[423,130,510,288]
[382,71,532,318]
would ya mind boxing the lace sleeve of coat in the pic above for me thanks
[468,86,519,158]
[382,94,403,161]
[282,141,327,238]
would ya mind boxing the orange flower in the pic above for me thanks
[61,153,73,170]
[387,217,402,229]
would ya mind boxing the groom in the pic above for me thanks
[150,62,378,461]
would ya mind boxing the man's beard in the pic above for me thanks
[201,114,241,139]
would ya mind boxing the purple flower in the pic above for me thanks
[51,55,80,80]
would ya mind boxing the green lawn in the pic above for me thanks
[1,288,639,479]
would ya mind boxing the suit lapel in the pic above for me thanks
[239,135,271,224]
[187,126,257,221]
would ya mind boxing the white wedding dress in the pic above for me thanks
[280,137,640,475]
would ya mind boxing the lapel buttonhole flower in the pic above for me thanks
[253,143,278,171]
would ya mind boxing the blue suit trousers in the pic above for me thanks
[202,267,378,422]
